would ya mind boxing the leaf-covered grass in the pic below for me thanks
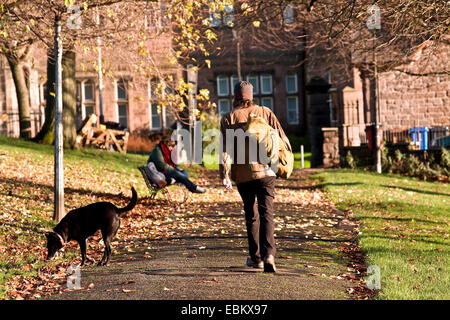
[316,169,449,300]
[0,136,153,299]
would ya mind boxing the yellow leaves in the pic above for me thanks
[198,89,210,100]
[253,21,261,28]
[205,29,218,42]
[138,41,148,56]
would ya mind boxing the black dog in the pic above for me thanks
[46,187,137,266]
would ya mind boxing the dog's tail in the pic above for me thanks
[117,186,138,216]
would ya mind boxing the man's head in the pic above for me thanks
[234,81,253,102]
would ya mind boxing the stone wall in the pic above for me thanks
[322,127,339,167]
[378,45,449,130]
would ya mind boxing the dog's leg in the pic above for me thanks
[98,238,111,266]
[79,240,87,267]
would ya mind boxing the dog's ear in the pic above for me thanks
[45,232,51,239]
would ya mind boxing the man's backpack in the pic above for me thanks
[244,113,294,179]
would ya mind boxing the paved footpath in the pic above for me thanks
[43,169,360,300]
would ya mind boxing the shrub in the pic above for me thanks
[345,151,356,169]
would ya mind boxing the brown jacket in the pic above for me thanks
[219,104,291,184]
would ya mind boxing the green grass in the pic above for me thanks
[316,169,449,300]
[201,152,311,170]
[294,151,311,169]
[0,136,147,172]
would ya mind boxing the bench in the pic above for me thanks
[138,166,189,203]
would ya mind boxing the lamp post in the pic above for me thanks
[367,5,382,174]
[232,29,241,81]
[96,7,104,124]
[53,16,64,221]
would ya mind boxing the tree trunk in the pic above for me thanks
[34,51,55,144]
[6,56,32,139]
[62,50,77,149]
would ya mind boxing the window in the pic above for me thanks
[81,81,95,120]
[209,3,234,27]
[217,73,274,115]
[118,103,128,128]
[282,4,294,24]
[84,106,94,118]
[218,99,231,116]
[116,80,128,128]
[246,75,259,94]
[261,97,274,111]
[117,80,127,100]
[217,75,229,96]
[223,4,234,27]
[327,70,338,125]
[286,73,298,94]
[145,1,169,32]
[150,103,161,130]
[165,110,174,128]
[230,75,239,95]
[287,96,299,124]
[83,82,94,101]
[260,74,272,94]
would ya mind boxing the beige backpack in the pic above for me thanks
[244,113,294,179]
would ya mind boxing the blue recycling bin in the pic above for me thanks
[409,127,429,150]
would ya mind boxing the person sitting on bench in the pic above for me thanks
[147,135,207,194]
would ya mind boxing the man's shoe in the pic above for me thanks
[246,257,263,269]
[193,186,207,194]
[264,255,276,273]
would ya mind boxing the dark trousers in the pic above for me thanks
[164,169,197,192]
[237,176,276,262]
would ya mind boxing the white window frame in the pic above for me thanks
[83,81,95,102]
[286,96,299,125]
[218,99,231,116]
[81,80,95,120]
[116,80,128,128]
[149,102,162,130]
[261,97,274,111]
[246,74,259,94]
[217,75,229,96]
[116,80,128,101]
[260,74,273,94]
[117,103,128,128]
[286,73,298,94]
[209,3,234,27]
[230,75,238,95]
[282,4,294,24]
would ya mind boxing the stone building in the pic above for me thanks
[1,3,448,162]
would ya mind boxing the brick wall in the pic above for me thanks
[378,45,449,130]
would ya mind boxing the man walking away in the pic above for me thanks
[220,81,291,272]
